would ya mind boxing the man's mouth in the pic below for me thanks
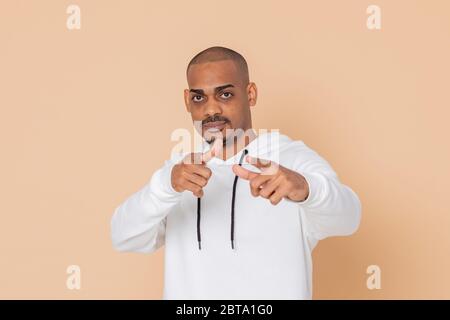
[203,121,227,131]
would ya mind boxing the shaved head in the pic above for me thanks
[186,46,249,85]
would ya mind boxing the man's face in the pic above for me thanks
[184,60,257,146]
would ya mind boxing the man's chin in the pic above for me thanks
[206,136,227,147]
[204,128,227,144]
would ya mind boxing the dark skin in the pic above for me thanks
[171,59,309,204]
[184,59,256,158]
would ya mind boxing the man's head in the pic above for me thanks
[184,46,257,146]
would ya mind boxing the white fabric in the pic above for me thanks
[110,132,361,299]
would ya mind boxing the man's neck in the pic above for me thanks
[217,129,257,161]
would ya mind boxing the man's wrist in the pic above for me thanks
[287,173,310,202]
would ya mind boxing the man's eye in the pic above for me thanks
[192,95,204,102]
[220,92,233,99]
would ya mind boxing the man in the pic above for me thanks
[110,46,361,299]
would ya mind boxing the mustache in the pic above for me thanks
[202,115,230,125]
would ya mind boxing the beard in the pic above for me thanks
[202,115,231,146]
[206,134,228,147]
[206,128,245,149]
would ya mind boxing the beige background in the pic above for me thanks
[1,0,449,299]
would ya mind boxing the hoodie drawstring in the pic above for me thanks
[196,148,248,250]
[196,197,202,250]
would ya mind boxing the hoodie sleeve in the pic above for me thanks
[110,155,183,254]
[287,141,361,242]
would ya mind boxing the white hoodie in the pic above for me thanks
[110,132,361,299]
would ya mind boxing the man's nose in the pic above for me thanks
[204,101,223,117]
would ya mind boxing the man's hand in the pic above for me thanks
[170,142,219,197]
[232,156,309,205]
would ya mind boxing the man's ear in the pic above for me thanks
[247,82,258,107]
[184,89,191,113]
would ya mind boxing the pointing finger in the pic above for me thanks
[246,156,272,169]
[232,164,260,181]
[246,155,280,175]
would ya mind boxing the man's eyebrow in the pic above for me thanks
[189,84,235,95]
[214,84,234,92]
[189,88,204,95]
